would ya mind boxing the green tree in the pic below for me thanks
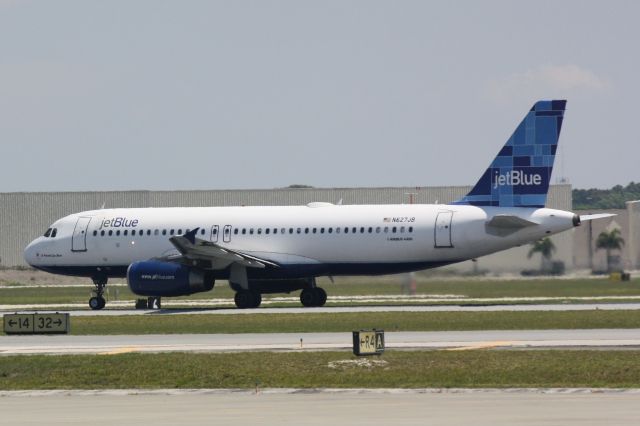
[595,228,625,272]
[528,237,556,271]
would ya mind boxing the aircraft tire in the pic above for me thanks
[314,287,327,307]
[235,290,256,309]
[300,288,317,307]
[89,296,105,310]
[252,292,262,308]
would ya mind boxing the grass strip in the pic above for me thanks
[10,310,638,335]
[1,350,639,389]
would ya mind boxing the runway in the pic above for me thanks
[3,302,640,317]
[2,329,639,355]
[1,389,639,426]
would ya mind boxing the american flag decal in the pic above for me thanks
[383,217,391,222]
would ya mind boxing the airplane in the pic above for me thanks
[24,100,612,310]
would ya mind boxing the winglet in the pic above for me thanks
[184,227,200,244]
[452,100,566,208]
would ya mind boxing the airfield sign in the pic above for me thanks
[3,313,70,334]
[353,329,385,356]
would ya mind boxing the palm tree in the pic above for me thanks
[595,228,625,272]
[528,237,556,271]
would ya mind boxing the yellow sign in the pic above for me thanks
[359,331,377,353]
[353,330,385,356]
[34,313,69,333]
[3,314,34,334]
[4,313,70,334]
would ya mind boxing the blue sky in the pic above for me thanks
[0,1,637,192]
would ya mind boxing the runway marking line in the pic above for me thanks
[446,341,513,351]
[99,346,140,355]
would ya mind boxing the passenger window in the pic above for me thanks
[360,227,365,233]
[266,228,270,235]
[170,229,175,235]
[242,228,246,235]
[409,226,413,233]
[384,227,389,233]
[178,229,182,234]
[336,227,340,234]
[101,230,105,236]
[289,228,294,234]
[93,230,97,236]
[116,230,121,236]
[281,228,285,234]
[201,229,205,235]
[250,228,254,235]
[304,228,309,234]
[154,230,159,236]
[162,230,166,236]
[344,227,349,234]
[273,228,277,234]
[297,228,301,234]
[123,230,128,236]
[368,227,373,233]
[213,228,218,235]
[321,228,325,234]
[147,230,151,236]
[313,228,317,234]
[400,226,405,233]
[44,228,52,237]
[258,228,262,235]
[109,230,113,236]
[352,227,357,233]
[234,229,239,235]
[328,228,333,234]
[131,230,136,236]
[392,227,397,233]
[376,227,381,233]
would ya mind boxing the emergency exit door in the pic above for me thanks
[434,211,453,248]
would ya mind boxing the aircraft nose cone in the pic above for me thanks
[24,240,40,266]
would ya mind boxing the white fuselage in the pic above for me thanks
[24,203,576,279]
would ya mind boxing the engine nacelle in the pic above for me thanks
[127,261,214,297]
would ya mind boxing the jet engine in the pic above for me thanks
[127,260,214,297]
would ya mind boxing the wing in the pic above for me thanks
[166,228,279,270]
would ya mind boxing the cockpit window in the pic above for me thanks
[44,228,52,237]
[51,228,58,238]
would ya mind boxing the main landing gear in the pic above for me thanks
[300,287,327,307]
[89,275,107,310]
[234,290,262,309]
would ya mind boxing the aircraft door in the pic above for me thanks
[434,211,453,248]
[210,225,219,243]
[223,225,232,243]
[72,217,92,252]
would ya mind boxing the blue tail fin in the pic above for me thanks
[453,100,566,208]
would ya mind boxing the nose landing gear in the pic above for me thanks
[89,275,107,310]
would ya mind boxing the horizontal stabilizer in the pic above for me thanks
[580,213,617,222]
[487,214,538,229]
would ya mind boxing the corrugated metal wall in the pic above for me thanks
[0,185,571,267]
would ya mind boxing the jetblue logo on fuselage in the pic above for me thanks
[99,217,139,230]
[492,170,542,189]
